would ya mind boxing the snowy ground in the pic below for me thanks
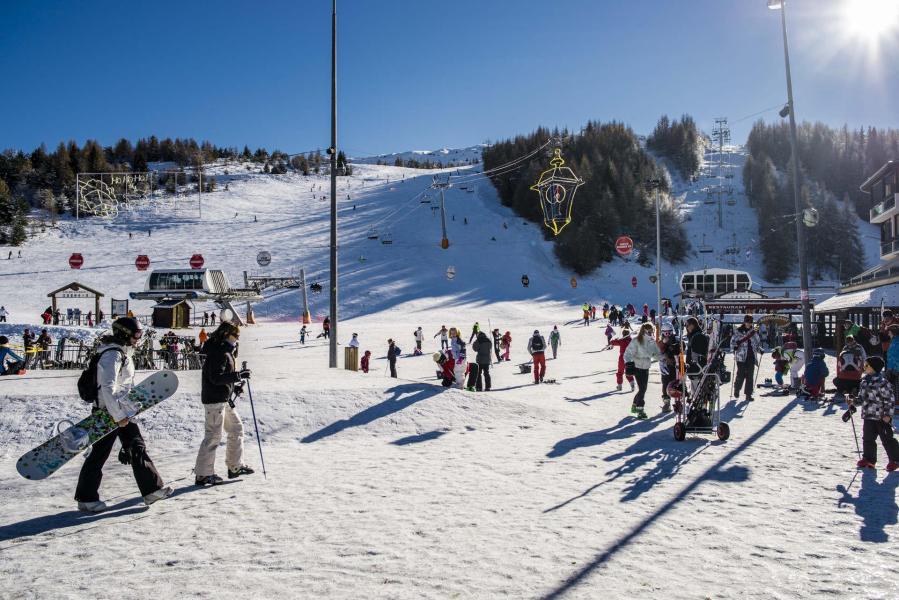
[0,155,896,599]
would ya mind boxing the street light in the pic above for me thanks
[328,0,338,368]
[645,178,662,335]
[768,0,815,361]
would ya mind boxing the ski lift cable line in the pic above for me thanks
[732,102,788,124]
[442,156,550,188]
[448,138,556,182]
[446,140,562,185]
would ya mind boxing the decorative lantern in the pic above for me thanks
[530,148,584,235]
[802,207,819,227]
[521,274,530,288]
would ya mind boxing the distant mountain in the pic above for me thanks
[350,145,486,167]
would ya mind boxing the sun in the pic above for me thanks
[843,0,899,37]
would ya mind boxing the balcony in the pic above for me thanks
[881,237,899,259]
[869,192,898,224]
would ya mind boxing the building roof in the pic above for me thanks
[815,282,899,312]
[860,160,896,193]
[152,299,190,308]
[47,281,104,297]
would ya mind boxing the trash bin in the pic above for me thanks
[344,346,359,371]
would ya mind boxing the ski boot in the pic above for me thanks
[630,403,638,414]
[887,462,898,472]
[466,386,476,392]
[630,381,635,392]
[857,459,876,469]
[635,409,648,420]
[616,384,622,391]
[661,398,671,413]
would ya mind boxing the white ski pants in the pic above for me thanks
[195,403,244,477]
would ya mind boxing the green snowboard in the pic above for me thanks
[16,370,179,480]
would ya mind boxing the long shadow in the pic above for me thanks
[838,471,899,542]
[301,383,445,443]
[391,430,448,446]
[546,414,668,459]
[564,390,620,403]
[0,497,146,544]
[539,399,798,599]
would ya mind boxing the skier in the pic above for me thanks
[300,325,307,344]
[590,304,597,320]
[434,325,449,350]
[604,323,615,346]
[783,342,804,390]
[361,350,371,373]
[608,327,635,391]
[501,330,512,361]
[849,356,899,471]
[802,349,829,399]
[0,305,7,322]
[468,331,493,391]
[732,315,761,402]
[468,322,480,344]
[387,338,398,378]
[770,347,788,388]
[833,335,866,401]
[491,328,502,362]
[195,321,254,486]
[623,322,660,419]
[413,327,424,355]
[658,324,680,412]
[549,325,561,359]
[322,316,331,339]
[602,303,609,319]
[0,336,24,375]
[582,303,590,326]
[198,328,208,346]
[74,317,172,512]
[642,304,649,320]
[527,329,547,384]
[348,333,360,348]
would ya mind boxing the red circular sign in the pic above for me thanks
[135,255,150,271]
[631,276,638,288]
[190,254,205,269]
[616,236,634,256]
[69,253,84,269]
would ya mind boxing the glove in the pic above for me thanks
[118,444,132,465]
[238,369,251,380]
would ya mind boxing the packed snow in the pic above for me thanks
[0,150,895,599]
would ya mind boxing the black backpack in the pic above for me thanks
[531,336,544,352]
[77,347,125,403]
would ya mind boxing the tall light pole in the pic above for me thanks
[328,0,338,368]
[646,178,663,333]
[768,0,814,361]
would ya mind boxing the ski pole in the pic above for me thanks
[242,361,267,479]
[842,404,862,458]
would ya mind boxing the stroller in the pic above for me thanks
[671,345,731,442]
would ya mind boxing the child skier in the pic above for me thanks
[500,331,512,361]
[770,347,788,388]
[608,327,635,392]
[850,356,899,471]
[802,349,829,399]
[434,325,449,350]
[658,324,680,412]
[604,323,615,346]
[833,335,866,401]
[361,350,371,373]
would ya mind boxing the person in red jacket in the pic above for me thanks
[361,350,371,373]
[607,327,635,391]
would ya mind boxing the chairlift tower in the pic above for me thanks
[711,117,731,229]
[432,176,451,249]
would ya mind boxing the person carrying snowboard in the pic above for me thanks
[608,327,635,392]
[833,335,866,401]
[74,317,172,512]
[0,336,24,375]
[434,325,449,350]
[624,322,660,419]
[527,329,547,384]
[850,356,899,471]
[549,325,561,359]
[732,315,761,402]
[195,321,254,486]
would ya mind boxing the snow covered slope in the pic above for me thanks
[350,145,486,167]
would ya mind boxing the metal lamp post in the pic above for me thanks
[328,0,338,368]
[645,178,663,332]
[768,0,814,361]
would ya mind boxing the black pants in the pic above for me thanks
[862,419,899,464]
[734,358,755,398]
[388,358,397,378]
[466,363,479,389]
[833,376,860,395]
[75,421,164,502]
[494,343,501,362]
[661,366,676,399]
[476,362,491,391]
[633,368,649,408]
[416,341,422,351]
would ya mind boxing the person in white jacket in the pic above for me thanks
[348,333,360,348]
[623,322,660,419]
[74,317,172,513]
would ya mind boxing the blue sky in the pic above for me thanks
[1,0,897,156]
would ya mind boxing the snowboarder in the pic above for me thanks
[608,327,635,392]
[549,325,561,359]
[387,338,398,378]
[469,331,493,391]
[492,328,502,362]
[850,356,899,471]
[732,315,761,401]
[527,329,547,384]
[623,323,660,419]
[361,350,371,373]
[195,321,254,486]
[413,327,424,355]
[501,331,512,361]
[434,325,449,350]
[74,317,172,512]
[833,335,866,401]
[0,336,24,375]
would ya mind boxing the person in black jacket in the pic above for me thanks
[387,338,398,378]
[685,317,709,373]
[468,331,493,391]
[195,321,254,486]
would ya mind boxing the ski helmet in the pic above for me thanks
[0,336,8,345]
[112,316,142,345]
[666,379,685,399]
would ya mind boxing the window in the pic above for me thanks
[703,274,714,293]
[682,275,695,290]
[736,274,750,291]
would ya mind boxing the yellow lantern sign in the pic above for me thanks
[530,148,584,235]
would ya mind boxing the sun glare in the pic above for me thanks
[844,0,899,37]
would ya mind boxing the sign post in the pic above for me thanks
[615,236,634,257]
[135,255,150,271]
[69,253,84,269]
[190,254,204,269]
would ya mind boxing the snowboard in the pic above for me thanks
[16,370,179,481]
